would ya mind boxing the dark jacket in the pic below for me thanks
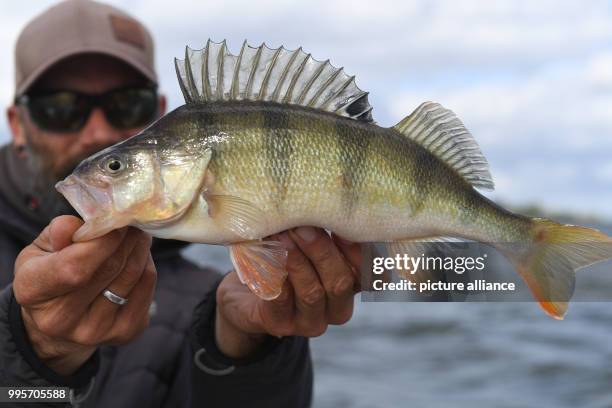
[0,145,313,407]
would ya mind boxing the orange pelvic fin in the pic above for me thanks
[229,240,289,300]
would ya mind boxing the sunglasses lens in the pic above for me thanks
[27,92,89,132]
[23,87,158,133]
[104,88,158,129]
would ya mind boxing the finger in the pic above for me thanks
[14,227,130,305]
[49,216,85,251]
[105,254,157,345]
[257,277,296,337]
[215,270,293,336]
[358,243,392,291]
[290,228,355,326]
[88,228,152,291]
[332,234,364,291]
[13,216,83,275]
[275,232,328,335]
[71,254,156,346]
[26,228,140,318]
[37,227,128,294]
[26,216,82,254]
[331,234,363,274]
[54,226,130,282]
[216,271,268,334]
[85,230,152,329]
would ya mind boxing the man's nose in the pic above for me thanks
[79,107,122,148]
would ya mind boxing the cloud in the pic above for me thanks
[0,0,610,218]
[395,58,612,148]
[587,52,612,89]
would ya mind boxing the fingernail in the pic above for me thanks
[295,227,317,243]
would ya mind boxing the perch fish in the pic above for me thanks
[56,40,612,319]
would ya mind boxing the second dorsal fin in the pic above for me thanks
[394,102,494,191]
[174,40,374,122]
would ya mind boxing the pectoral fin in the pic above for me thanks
[229,240,288,300]
[206,194,267,240]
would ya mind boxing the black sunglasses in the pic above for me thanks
[16,86,159,133]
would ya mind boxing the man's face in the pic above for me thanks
[8,54,165,184]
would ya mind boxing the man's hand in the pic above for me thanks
[215,227,362,359]
[13,215,157,376]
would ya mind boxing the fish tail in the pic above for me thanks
[505,219,612,319]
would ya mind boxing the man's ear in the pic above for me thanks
[158,94,167,117]
[7,105,26,151]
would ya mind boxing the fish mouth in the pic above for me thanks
[56,175,132,242]
[55,175,111,222]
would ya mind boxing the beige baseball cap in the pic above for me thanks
[14,0,157,97]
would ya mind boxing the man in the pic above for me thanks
[0,1,362,406]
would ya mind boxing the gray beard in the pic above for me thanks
[25,150,76,217]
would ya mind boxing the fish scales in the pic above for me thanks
[179,104,390,234]
[167,101,504,242]
[262,108,293,211]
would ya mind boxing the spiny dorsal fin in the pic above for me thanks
[394,102,494,191]
[174,39,374,123]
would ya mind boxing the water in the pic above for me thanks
[182,224,612,408]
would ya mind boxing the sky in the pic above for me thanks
[1,0,611,220]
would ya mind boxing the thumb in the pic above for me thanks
[48,215,84,252]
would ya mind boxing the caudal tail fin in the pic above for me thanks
[509,219,612,319]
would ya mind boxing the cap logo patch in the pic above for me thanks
[110,14,145,50]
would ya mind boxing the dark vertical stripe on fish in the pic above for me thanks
[263,107,293,211]
[335,118,369,219]
[408,140,437,215]
[198,108,224,186]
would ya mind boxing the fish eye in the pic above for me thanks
[104,156,125,174]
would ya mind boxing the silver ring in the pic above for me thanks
[102,289,128,306]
